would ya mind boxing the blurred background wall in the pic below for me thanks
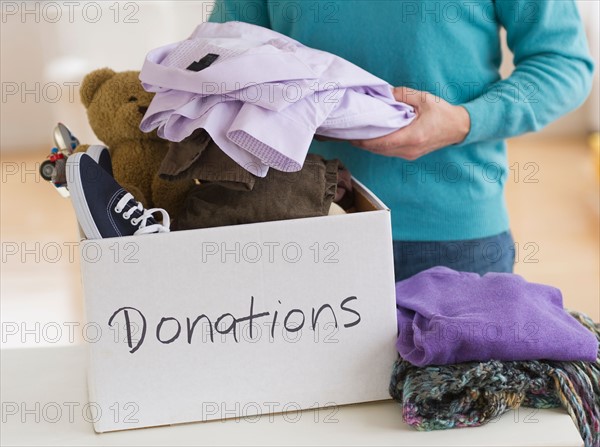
[1,1,214,151]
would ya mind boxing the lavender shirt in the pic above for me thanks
[395,266,598,366]
[139,21,415,176]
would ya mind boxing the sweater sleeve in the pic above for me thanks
[208,0,271,27]
[461,0,594,145]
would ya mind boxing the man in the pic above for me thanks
[209,0,594,280]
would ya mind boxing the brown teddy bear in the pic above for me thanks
[76,68,192,219]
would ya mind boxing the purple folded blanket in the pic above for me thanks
[395,266,598,366]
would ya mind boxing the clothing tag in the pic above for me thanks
[186,53,219,72]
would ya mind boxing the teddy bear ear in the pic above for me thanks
[80,68,116,108]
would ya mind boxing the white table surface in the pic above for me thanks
[0,346,584,447]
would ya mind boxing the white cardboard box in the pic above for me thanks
[79,179,398,433]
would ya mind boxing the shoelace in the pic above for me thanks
[114,193,170,236]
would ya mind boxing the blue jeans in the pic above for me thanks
[393,230,515,281]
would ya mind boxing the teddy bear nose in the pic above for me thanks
[137,106,148,115]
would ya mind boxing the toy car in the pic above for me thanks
[39,148,65,181]
[40,123,79,197]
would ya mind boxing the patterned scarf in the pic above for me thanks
[390,312,600,447]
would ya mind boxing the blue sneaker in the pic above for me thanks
[66,153,170,239]
[86,145,113,176]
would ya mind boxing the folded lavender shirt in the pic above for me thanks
[396,266,598,366]
[139,21,416,176]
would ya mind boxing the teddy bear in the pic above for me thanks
[76,68,192,219]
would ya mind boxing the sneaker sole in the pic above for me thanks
[66,153,103,240]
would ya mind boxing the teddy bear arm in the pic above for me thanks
[152,175,194,219]
[110,148,155,207]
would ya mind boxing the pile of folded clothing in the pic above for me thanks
[140,20,415,176]
[390,267,600,447]
[135,20,415,231]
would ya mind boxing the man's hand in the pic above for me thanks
[350,87,471,160]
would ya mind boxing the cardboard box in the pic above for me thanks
[79,179,398,433]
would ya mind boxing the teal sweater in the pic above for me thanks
[209,0,594,241]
